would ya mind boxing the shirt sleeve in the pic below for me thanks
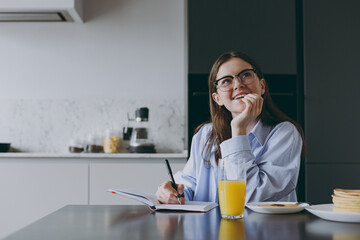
[220,121,302,202]
[174,126,207,201]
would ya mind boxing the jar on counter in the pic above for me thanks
[85,134,104,153]
[103,129,120,153]
[94,133,104,153]
[69,139,84,153]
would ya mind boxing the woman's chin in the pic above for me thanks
[229,106,246,116]
[224,102,246,115]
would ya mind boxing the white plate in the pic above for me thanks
[306,204,360,223]
[246,202,309,214]
[306,219,360,236]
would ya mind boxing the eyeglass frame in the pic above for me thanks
[214,68,258,92]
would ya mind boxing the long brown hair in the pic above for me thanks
[196,51,305,165]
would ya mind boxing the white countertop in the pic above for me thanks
[0,151,188,159]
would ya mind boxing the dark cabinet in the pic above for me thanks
[304,0,360,203]
[188,0,297,74]
[306,164,360,204]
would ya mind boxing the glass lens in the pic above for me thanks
[218,77,233,91]
[239,70,255,84]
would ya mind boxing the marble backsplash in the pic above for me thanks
[0,98,186,153]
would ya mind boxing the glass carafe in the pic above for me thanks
[129,107,155,153]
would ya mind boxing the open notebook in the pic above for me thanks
[108,188,218,212]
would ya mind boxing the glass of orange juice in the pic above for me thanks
[218,157,246,219]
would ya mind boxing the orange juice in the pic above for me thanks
[218,181,246,217]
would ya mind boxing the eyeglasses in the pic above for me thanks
[214,69,257,92]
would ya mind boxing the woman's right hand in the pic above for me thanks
[231,93,263,136]
[156,181,185,204]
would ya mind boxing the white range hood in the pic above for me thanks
[0,0,83,22]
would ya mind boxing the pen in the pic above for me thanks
[165,159,182,205]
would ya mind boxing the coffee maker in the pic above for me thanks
[129,107,156,153]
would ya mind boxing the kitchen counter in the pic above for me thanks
[0,151,188,159]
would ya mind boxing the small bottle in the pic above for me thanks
[103,129,120,153]
[85,134,96,153]
[69,139,84,153]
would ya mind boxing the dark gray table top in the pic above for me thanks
[5,205,360,240]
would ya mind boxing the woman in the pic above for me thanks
[157,51,304,204]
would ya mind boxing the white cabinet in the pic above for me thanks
[0,155,187,239]
[89,159,186,205]
[0,159,88,239]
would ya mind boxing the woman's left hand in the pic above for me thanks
[231,93,263,136]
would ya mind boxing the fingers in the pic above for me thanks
[180,196,186,205]
[158,181,179,204]
[230,94,263,136]
[177,184,186,204]
[156,181,185,204]
[177,184,184,195]
[244,94,263,117]
[241,97,251,115]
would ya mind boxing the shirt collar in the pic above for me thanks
[249,120,273,146]
[209,120,272,166]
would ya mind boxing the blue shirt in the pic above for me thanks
[174,120,302,203]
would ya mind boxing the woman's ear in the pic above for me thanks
[260,78,266,95]
[212,92,224,106]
